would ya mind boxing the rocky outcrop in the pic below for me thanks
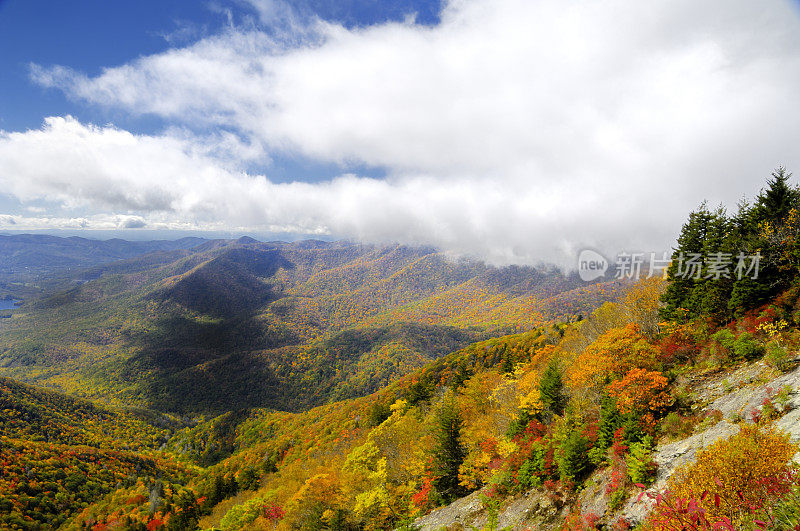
[411,362,800,530]
[412,490,485,530]
[621,360,800,526]
[412,487,569,530]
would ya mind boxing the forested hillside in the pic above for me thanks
[141,170,800,531]
[0,377,195,530]
[0,240,621,415]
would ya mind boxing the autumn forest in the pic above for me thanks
[2,171,800,530]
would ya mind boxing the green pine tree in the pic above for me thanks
[539,360,566,417]
[729,168,800,312]
[556,429,591,482]
[433,396,467,503]
[661,202,715,320]
[755,167,798,223]
[597,394,622,450]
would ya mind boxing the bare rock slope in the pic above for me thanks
[411,361,800,530]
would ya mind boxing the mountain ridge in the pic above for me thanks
[0,238,623,417]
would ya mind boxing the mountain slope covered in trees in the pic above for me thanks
[0,239,622,415]
[65,168,800,531]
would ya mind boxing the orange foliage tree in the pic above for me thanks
[605,368,671,432]
[568,324,659,390]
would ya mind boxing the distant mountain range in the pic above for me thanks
[0,235,625,415]
[0,233,207,272]
[0,233,207,299]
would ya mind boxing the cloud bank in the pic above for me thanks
[4,0,800,265]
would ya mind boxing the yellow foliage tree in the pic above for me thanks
[623,276,666,339]
[457,371,517,489]
[343,399,428,527]
[286,472,345,529]
[665,424,798,525]
[344,440,390,524]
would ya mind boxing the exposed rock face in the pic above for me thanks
[576,468,612,521]
[700,361,800,421]
[411,362,800,530]
[412,487,568,530]
[621,361,800,526]
[413,490,484,530]
[775,407,800,449]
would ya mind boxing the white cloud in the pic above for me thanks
[0,116,658,264]
[11,0,800,265]
[0,213,185,231]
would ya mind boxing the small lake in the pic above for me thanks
[0,299,22,310]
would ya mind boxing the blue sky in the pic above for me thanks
[0,0,439,181]
[0,0,440,132]
[1,0,799,264]
[1,1,211,132]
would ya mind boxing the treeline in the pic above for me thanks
[662,167,800,322]
[0,377,169,451]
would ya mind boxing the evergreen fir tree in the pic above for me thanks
[755,167,798,223]
[556,429,591,482]
[433,396,467,503]
[539,359,566,417]
[661,202,714,320]
[699,206,733,321]
[597,394,622,450]
[730,167,800,311]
